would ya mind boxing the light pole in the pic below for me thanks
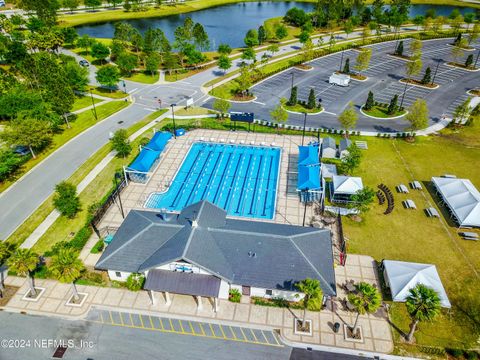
[431,59,442,85]
[171,103,177,139]
[291,72,295,91]
[122,80,127,94]
[302,188,309,226]
[474,48,480,68]
[301,112,307,146]
[399,78,408,109]
[114,172,125,219]
[339,50,344,72]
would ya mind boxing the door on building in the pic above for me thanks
[242,286,251,296]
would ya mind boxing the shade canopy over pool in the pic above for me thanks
[128,148,161,173]
[297,145,321,191]
[145,142,281,219]
[145,131,172,152]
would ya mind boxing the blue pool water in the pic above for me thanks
[145,142,281,219]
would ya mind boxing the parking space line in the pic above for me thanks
[229,326,237,340]
[149,316,154,329]
[250,329,258,342]
[188,321,195,334]
[219,325,227,339]
[129,313,134,327]
[109,311,114,325]
[119,312,125,326]
[139,315,145,328]
[99,311,104,324]
[199,323,206,336]
[179,320,185,333]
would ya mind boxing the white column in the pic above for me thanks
[148,290,156,305]
[196,296,203,310]
[214,297,219,313]
[164,291,171,306]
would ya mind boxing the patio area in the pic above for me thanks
[2,255,393,353]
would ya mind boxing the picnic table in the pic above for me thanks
[346,282,356,292]
[426,207,440,218]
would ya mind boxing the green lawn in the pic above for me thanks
[174,106,217,116]
[0,101,130,194]
[88,86,129,99]
[362,105,406,118]
[283,103,323,114]
[71,95,102,112]
[341,125,480,354]
[122,71,159,84]
[30,109,167,254]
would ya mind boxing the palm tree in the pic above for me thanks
[0,241,12,264]
[405,284,441,343]
[296,278,323,330]
[347,282,381,335]
[49,248,85,302]
[7,249,39,296]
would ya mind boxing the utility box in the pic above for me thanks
[329,73,350,87]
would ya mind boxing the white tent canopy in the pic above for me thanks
[432,177,480,228]
[332,176,363,195]
[383,260,451,308]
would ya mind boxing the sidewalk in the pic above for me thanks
[2,255,393,353]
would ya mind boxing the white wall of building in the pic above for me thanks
[108,270,131,282]
[322,149,337,159]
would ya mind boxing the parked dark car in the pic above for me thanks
[79,59,90,67]
[13,146,30,156]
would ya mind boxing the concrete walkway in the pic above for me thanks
[20,109,172,249]
[2,255,393,353]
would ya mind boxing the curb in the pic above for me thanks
[360,106,407,120]
[398,79,440,90]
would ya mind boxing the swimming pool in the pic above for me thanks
[145,142,281,219]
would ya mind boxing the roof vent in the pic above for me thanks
[248,251,256,258]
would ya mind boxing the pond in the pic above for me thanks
[75,1,476,50]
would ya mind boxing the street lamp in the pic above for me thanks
[302,188,309,226]
[122,80,127,94]
[474,48,480,68]
[291,71,295,90]
[89,88,98,121]
[301,112,307,146]
[114,172,125,219]
[339,50,344,72]
[171,103,177,139]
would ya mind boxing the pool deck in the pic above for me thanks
[99,129,321,230]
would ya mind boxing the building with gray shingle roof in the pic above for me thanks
[321,137,337,159]
[96,201,336,307]
[339,139,352,159]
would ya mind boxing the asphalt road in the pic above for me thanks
[0,312,369,360]
[204,38,480,133]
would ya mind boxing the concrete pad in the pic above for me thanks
[266,307,284,327]
[134,291,155,310]
[5,294,26,309]
[118,291,139,308]
[26,297,46,310]
[69,306,89,316]
[50,283,71,300]
[301,331,320,344]
[335,334,356,349]
[55,303,73,315]
[345,265,362,278]
[169,294,197,315]
[355,337,374,351]
[320,332,336,346]
[283,328,302,342]
[103,288,124,306]
[39,298,62,313]
[360,266,377,280]
[374,339,394,353]
[370,320,392,341]
[91,287,110,304]
[233,303,250,322]
[249,305,268,324]
[215,299,235,320]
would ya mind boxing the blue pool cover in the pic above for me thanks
[145,142,281,219]
[128,148,161,173]
[145,131,172,152]
[297,145,321,191]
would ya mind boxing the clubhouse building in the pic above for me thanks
[96,201,336,311]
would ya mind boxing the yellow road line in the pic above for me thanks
[129,313,134,327]
[199,323,206,336]
[169,318,174,332]
[119,313,125,326]
[271,332,281,346]
[189,321,195,334]
[229,326,237,340]
[149,316,154,329]
[99,311,104,323]
[209,323,215,338]
[219,325,227,339]
[109,311,114,325]
[239,326,248,341]
[158,318,164,330]
[250,329,259,342]
[179,320,185,333]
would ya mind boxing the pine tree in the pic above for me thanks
[421,67,431,84]
[395,40,404,56]
[465,54,473,68]
[454,32,462,45]
[288,86,298,106]
[307,88,316,109]
[364,91,374,110]
[387,94,399,115]
[343,58,350,74]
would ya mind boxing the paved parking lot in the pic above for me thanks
[87,308,283,347]
[206,38,480,132]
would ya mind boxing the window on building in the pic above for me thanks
[115,271,121,277]
[266,289,273,296]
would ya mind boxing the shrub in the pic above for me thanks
[139,137,150,146]
[90,239,104,254]
[229,289,241,303]
[53,181,81,218]
[126,273,145,291]
[466,351,479,360]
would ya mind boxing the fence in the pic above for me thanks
[91,178,127,231]
[337,213,347,266]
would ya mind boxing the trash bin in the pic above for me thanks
[175,128,186,137]
[333,322,341,333]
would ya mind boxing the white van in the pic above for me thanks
[329,73,351,87]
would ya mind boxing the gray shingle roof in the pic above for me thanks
[322,137,336,150]
[96,201,336,295]
[339,139,352,152]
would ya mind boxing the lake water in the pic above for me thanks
[75,1,476,50]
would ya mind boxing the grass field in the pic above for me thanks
[0,101,130,194]
[122,71,159,84]
[362,105,407,118]
[58,0,480,27]
[174,106,217,116]
[341,123,480,354]
[88,86,129,99]
[71,95,102,112]
[25,109,167,254]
